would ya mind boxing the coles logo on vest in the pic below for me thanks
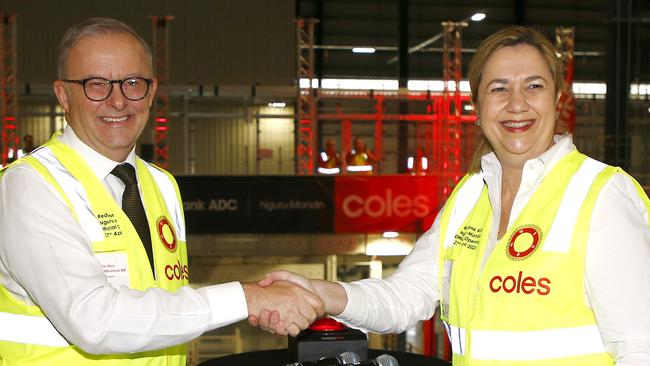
[334,175,437,233]
[489,225,550,296]
[489,271,551,296]
[157,216,189,281]
[165,259,189,281]
[157,216,177,253]
[506,225,542,261]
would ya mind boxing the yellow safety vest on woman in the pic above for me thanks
[437,151,650,365]
[0,135,189,365]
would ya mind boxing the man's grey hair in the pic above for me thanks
[57,17,154,78]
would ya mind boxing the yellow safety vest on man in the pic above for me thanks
[318,151,342,175]
[0,135,189,365]
[437,151,650,365]
[346,152,373,174]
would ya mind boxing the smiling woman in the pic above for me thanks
[253,25,650,366]
[477,45,558,174]
[467,26,567,174]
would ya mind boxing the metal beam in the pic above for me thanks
[604,0,638,169]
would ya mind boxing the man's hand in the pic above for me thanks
[243,280,324,337]
[251,271,348,333]
[259,270,314,291]
[249,271,315,334]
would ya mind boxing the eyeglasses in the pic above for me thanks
[60,77,153,102]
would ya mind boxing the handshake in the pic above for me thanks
[243,271,344,337]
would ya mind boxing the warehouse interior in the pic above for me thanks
[0,0,649,364]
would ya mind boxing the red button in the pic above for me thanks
[309,318,346,332]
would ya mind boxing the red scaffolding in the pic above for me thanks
[295,18,318,175]
[415,96,436,175]
[423,20,468,362]
[295,20,474,358]
[556,27,576,133]
[437,21,466,203]
[317,91,475,177]
[151,16,173,168]
[0,13,18,166]
[373,95,384,168]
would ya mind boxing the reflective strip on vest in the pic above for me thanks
[543,157,607,252]
[470,325,606,361]
[317,167,340,174]
[445,323,467,356]
[347,165,372,172]
[31,148,186,243]
[0,312,69,347]
[442,174,484,249]
[31,148,105,241]
[442,158,607,253]
[144,164,186,241]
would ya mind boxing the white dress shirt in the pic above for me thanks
[338,135,650,365]
[0,126,248,354]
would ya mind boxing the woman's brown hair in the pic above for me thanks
[467,26,568,173]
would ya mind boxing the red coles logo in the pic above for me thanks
[165,260,189,281]
[506,225,542,261]
[341,190,429,219]
[334,176,436,233]
[157,216,177,253]
[489,271,551,296]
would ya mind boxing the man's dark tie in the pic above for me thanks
[111,164,154,272]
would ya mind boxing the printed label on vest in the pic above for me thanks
[453,225,483,251]
[96,252,130,289]
[97,212,123,238]
[488,271,551,295]
[164,259,189,281]
[165,260,190,281]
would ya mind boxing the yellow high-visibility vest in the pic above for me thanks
[0,135,189,365]
[347,152,373,173]
[437,151,649,365]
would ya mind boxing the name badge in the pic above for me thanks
[95,252,130,289]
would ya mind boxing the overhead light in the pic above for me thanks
[352,47,376,54]
[299,78,641,98]
[386,11,486,65]
[267,102,286,108]
[470,12,486,22]
[572,82,606,95]
[321,78,398,90]
[382,231,399,239]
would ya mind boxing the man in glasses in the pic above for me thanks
[0,17,322,365]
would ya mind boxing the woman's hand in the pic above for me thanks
[248,271,320,335]
[248,271,348,336]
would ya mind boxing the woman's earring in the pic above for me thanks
[555,111,560,121]
[474,117,481,126]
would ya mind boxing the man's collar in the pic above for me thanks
[58,125,137,180]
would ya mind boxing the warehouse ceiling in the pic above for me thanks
[296,0,650,83]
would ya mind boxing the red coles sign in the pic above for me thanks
[334,175,438,233]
